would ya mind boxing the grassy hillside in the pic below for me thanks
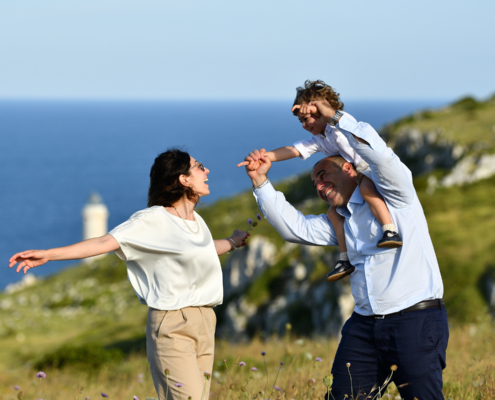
[382,94,495,151]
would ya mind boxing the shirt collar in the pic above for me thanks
[349,187,364,205]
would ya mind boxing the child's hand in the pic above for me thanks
[291,103,319,117]
[292,100,336,124]
[237,157,260,170]
[237,149,267,170]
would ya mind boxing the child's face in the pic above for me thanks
[297,102,327,136]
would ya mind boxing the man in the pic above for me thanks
[244,99,449,399]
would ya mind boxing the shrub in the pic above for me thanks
[35,344,124,371]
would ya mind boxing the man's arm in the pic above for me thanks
[336,115,415,207]
[244,149,338,246]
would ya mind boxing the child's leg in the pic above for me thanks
[326,206,355,282]
[327,206,347,255]
[359,176,393,226]
[358,175,402,248]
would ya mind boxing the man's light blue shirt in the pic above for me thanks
[254,113,444,316]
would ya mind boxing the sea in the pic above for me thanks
[0,99,447,290]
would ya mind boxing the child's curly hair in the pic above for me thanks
[292,80,344,115]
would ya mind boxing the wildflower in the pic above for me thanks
[241,386,247,393]
[36,372,46,379]
[133,397,139,400]
[18,391,25,400]
[384,395,392,398]
[323,374,333,388]
[252,221,258,227]
[230,384,235,390]
[238,361,246,367]
[308,379,316,387]
[165,369,170,376]
[390,365,398,371]
[251,367,258,372]
[261,351,266,356]
[279,361,284,366]
[346,363,351,368]
[204,371,211,380]
[175,383,184,388]
[138,373,144,383]
[247,218,253,225]
[223,359,227,363]
[101,394,108,398]
[316,357,322,362]
[257,214,262,221]
[274,385,282,391]
[14,386,20,390]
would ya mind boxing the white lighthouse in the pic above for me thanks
[82,192,109,263]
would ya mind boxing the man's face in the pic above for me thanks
[311,159,356,207]
[297,102,327,136]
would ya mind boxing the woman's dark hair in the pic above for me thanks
[147,148,199,207]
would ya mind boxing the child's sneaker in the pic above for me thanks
[326,260,355,282]
[377,231,403,248]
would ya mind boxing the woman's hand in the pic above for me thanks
[8,234,120,274]
[214,231,250,255]
[230,230,250,248]
[9,250,51,274]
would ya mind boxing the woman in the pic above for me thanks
[9,148,249,400]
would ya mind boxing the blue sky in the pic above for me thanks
[1,0,494,100]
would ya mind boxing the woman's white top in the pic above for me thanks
[109,206,223,311]
[293,111,369,172]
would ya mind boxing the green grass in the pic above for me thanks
[417,174,495,322]
[382,94,495,151]
[1,323,494,399]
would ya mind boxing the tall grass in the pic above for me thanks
[1,322,494,400]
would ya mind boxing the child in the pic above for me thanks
[239,80,402,282]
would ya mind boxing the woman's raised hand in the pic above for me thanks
[9,250,50,274]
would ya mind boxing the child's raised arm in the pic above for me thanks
[237,146,300,169]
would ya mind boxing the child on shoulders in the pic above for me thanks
[239,80,402,282]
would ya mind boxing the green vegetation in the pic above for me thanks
[382,93,495,151]
[1,324,494,399]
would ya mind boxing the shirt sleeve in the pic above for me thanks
[254,183,338,246]
[293,137,320,160]
[108,210,151,262]
[331,127,365,167]
[337,113,415,208]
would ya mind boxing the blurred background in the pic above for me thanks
[1,1,494,398]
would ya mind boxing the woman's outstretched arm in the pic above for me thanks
[9,234,120,274]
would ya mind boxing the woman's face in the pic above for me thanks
[186,157,210,197]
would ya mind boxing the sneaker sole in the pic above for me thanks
[326,266,355,282]
[377,240,403,248]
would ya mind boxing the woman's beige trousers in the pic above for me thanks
[146,306,216,400]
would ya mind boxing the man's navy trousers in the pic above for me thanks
[327,304,449,400]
